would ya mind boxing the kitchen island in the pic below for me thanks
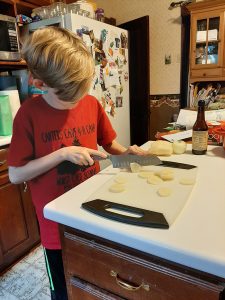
[44,142,225,300]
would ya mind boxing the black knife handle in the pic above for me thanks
[82,199,169,229]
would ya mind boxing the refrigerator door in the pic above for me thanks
[64,14,130,168]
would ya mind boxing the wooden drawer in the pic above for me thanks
[0,172,9,186]
[0,148,8,173]
[190,68,223,78]
[70,276,125,300]
[62,229,224,300]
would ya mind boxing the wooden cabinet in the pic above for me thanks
[0,147,40,273]
[60,225,225,300]
[188,0,225,82]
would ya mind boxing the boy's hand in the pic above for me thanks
[62,146,107,166]
[123,145,149,156]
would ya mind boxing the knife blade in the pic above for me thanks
[92,154,196,169]
[92,154,160,168]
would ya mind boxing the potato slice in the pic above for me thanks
[155,168,173,176]
[147,175,163,185]
[160,172,174,181]
[114,175,127,184]
[179,178,196,185]
[138,171,154,178]
[157,168,174,181]
[109,184,125,193]
[130,162,142,173]
[157,187,172,197]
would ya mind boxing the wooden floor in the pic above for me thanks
[0,246,50,300]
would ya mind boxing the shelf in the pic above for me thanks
[196,40,219,44]
[0,0,14,5]
[190,76,225,84]
[22,0,51,6]
[0,60,27,71]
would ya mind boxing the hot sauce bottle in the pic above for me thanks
[192,100,208,155]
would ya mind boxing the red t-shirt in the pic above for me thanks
[8,95,116,249]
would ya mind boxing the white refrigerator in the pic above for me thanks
[29,14,130,168]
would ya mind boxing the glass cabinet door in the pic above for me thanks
[194,15,220,66]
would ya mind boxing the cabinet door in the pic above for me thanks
[190,11,224,71]
[0,181,40,272]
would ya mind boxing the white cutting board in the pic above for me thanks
[86,166,198,226]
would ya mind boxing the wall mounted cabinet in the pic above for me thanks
[188,0,225,82]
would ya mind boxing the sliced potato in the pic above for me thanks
[155,168,173,176]
[138,171,154,178]
[147,175,163,185]
[109,184,125,193]
[157,187,172,197]
[130,162,142,173]
[160,172,174,181]
[179,178,196,185]
[114,175,127,184]
[157,168,174,181]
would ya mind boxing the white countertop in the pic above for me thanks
[0,135,12,147]
[44,142,225,278]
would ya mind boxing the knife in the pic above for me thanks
[92,154,196,169]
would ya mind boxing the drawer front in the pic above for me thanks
[0,172,9,185]
[190,68,222,78]
[0,148,8,173]
[63,232,223,300]
[70,277,125,300]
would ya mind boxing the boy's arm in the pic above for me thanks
[102,140,148,155]
[9,146,107,184]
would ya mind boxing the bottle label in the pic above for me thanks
[192,131,208,151]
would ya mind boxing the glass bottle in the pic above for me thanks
[192,100,208,155]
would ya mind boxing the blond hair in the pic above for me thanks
[22,27,94,101]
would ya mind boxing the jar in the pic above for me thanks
[67,3,80,14]
[78,9,90,17]
[38,6,50,19]
[76,0,94,18]
[49,2,67,17]
[32,7,42,20]
[95,8,104,22]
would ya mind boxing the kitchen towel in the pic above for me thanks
[0,95,13,136]
[0,90,21,119]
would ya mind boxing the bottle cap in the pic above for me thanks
[198,100,205,106]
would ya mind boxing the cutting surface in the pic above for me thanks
[86,166,198,226]
[44,144,225,278]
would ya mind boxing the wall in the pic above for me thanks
[95,0,182,95]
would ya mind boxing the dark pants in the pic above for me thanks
[44,248,68,300]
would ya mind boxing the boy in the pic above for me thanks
[7,27,147,300]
